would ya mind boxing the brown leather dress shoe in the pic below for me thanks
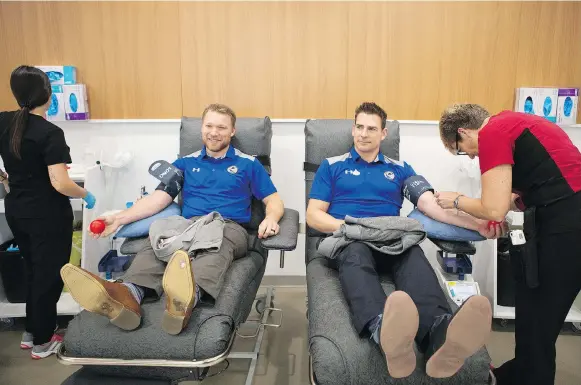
[60,263,142,331]
[425,295,492,378]
[161,250,197,335]
[380,291,419,378]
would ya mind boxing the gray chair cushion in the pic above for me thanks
[304,118,490,384]
[307,257,491,385]
[64,249,267,381]
[179,116,273,231]
[180,116,272,174]
[305,119,400,165]
[304,120,401,250]
[119,236,150,255]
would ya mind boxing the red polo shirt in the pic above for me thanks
[478,111,581,208]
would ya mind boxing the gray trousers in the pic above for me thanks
[121,221,248,299]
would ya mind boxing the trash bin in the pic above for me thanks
[497,237,516,307]
[0,240,28,303]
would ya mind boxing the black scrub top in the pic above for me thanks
[0,111,73,218]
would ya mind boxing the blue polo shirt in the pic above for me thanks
[172,146,277,224]
[309,147,417,219]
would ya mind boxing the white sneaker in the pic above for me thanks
[31,334,63,359]
[21,325,58,349]
[20,331,33,349]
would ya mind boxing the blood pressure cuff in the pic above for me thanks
[403,175,434,206]
[149,160,184,199]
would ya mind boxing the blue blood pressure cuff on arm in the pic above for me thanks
[149,160,184,199]
[402,175,434,206]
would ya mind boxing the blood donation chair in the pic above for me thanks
[303,119,492,385]
[57,117,300,385]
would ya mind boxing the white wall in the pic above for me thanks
[55,119,581,277]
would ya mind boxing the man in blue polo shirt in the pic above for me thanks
[307,102,500,379]
[61,103,284,335]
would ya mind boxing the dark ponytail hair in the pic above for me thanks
[8,66,52,159]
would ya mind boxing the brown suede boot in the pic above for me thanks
[161,250,197,335]
[60,264,142,331]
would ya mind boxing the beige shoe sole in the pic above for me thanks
[162,250,196,335]
[426,295,492,378]
[380,291,419,378]
[60,264,141,331]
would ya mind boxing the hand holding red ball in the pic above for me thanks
[89,219,106,235]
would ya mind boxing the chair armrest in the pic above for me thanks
[261,209,299,251]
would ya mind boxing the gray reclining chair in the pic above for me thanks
[58,117,300,385]
[304,119,492,385]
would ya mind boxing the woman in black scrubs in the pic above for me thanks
[0,66,96,359]
[435,104,581,385]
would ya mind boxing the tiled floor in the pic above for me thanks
[1,286,580,385]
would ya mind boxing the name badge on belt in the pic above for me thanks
[509,229,526,245]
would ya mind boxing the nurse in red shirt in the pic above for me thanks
[435,104,581,385]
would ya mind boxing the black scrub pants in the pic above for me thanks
[494,193,581,385]
[330,242,451,348]
[6,210,73,346]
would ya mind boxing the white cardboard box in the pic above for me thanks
[35,66,77,85]
[557,88,578,125]
[46,85,66,122]
[515,87,559,123]
[63,84,89,121]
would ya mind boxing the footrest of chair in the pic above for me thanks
[429,238,476,255]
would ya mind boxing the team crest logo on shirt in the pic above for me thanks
[227,165,238,174]
[384,171,395,180]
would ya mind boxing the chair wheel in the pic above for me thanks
[497,319,509,328]
[0,318,14,330]
[255,298,274,315]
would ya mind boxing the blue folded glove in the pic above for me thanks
[83,191,96,209]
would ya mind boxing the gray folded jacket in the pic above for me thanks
[317,215,427,259]
[149,212,225,262]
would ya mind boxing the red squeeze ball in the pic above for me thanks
[90,219,106,234]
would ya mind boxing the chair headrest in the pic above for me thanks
[304,119,400,168]
[179,117,273,173]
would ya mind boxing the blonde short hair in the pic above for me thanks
[202,103,237,127]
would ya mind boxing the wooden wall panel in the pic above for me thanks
[98,2,182,118]
[0,2,580,121]
[179,2,348,118]
[179,2,277,118]
[0,1,182,118]
[0,3,13,111]
[515,2,581,87]
[348,2,528,120]
[0,2,66,111]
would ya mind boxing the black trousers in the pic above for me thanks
[331,242,451,348]
[494,195,581,385]
[6,210,73,345]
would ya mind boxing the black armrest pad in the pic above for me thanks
[429,238,476,255]
[261,208,299,251]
